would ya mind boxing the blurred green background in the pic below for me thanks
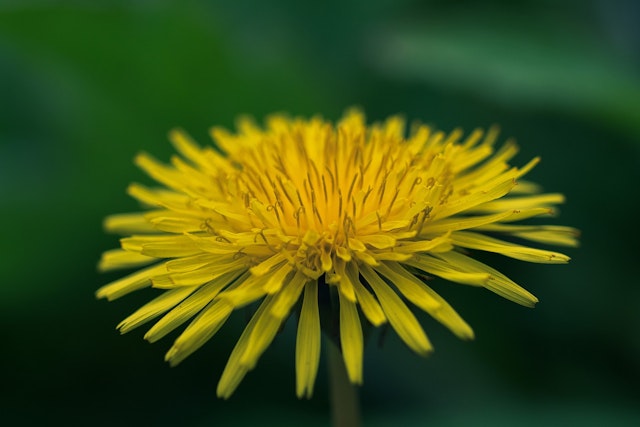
[2,0,639,425]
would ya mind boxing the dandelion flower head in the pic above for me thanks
[97,109,578,398]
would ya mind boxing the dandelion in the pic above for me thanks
[97,109,578,399]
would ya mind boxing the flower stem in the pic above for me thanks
[327,339,361,427]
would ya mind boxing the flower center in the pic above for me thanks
[214,116,454,278]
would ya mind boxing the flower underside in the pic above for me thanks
[97,110,578,398]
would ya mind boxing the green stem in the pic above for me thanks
[327,339,361,427]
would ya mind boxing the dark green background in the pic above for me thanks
[2,1,639,425]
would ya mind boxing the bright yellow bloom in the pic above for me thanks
[97,110,578,398]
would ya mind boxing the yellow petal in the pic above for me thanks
[217,294,274,399]
[470,193,565,213]
[98,249,155,272]
[250,252,287,276]
[358,234,397,249]
[373,262,439,312]
[354,251,379,266]
[451,231,570,264]
[395,232,452,254]
[370,251,413,261]
[104,213,156,234]
[152,258,247,288]
[221,274,269,308]
[135,152,191,193]
[270,271,308,319]
[147,215,203,233]
[250,199,280,229]
[117,286,198,334]
[453,141,516,190]
[186,234,246,255]
[169,128,207,168]
[96,263,167,301]
[144,270,244,342]
[348,238,367,252]
[320,248,333,272]
[263,262,294,294]
[422,210,515,235]
[296,280,321,398]
[126,183,192,211]
[359,264,432,355]
[334,259,356,302]
[376,262,474,339]
[408,252,538,307]
[345,262,386,326]
[339,290,364,384]
[336,246,352,261]
[164,299,233,366]
[451,142,492,173]
[123,236,202,258]
[239,304,284,369]
[194,199,253,226]
[434,175,517,219]
[165,253,226,272]
[475,224,580,247]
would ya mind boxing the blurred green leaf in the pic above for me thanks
[371,18,640,137]
[367,401,640,427]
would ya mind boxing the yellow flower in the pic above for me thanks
[97,109,578,398]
